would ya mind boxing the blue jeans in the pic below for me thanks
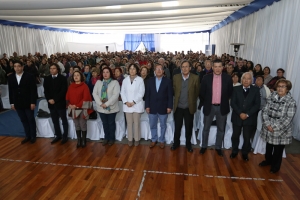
[16,109,36,139]
[99,112,117,141]
[148,113,168,143]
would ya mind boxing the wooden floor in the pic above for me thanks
[0,136,300,200]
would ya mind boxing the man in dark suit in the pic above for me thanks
[199,59,233,156]
[171,60,200,152]
[43,63,69,144]
[145,63,173,149]
[230,72,260,161]
[8,61,37,144]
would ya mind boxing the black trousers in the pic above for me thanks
[232,124,255,155]
[173,107,194,148]
[16,109,36,139]
[50,108,68,138]
[265,142,285,172]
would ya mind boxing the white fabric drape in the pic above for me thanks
[0,25,125,56]
[210,0,300,140]
[154,32,209,53]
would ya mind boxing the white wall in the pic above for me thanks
[210,0,300,140]
[0,25,125,56]
[154,32,209,53]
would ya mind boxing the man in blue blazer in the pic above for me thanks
[145,63,173,149]
[8,61,37,144]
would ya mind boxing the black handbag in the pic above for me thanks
[37,109,51,118]
[89,110,97,119]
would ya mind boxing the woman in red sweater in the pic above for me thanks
[66,71,93,148]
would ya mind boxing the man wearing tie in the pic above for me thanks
[8,61,37,144]
[230,72,260,161]
[145,63,173,149]
[199,59,233,156]
[43,63,69,144]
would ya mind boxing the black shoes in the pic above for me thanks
[259,160,271,167]
[242,154,249,161]
[102,140,108,146]
[270,169,279,174]
[187,147,193,153]
[230,153,237,158]
[21,137,31,144]
[76,130,81,148]
[61,137,68,144]
[30,138,36,144]
[81,131,87,148]
[170,145,179,150]
[216,149,223,157]
[108,141,115,146]
[200,148,207,154]
[51,137,62,144]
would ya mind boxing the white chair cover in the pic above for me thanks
[59,114,76,139]
[115,101,126,141]
[37,78,45,98]
[198,107,218,147]
[157,111,175,144]
[0,84,11,109]
[36,99,54,137]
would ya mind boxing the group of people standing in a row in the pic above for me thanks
[8,56,296,174]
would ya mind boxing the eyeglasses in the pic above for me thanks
[277,85,287,88]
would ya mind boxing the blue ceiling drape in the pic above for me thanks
[124,34,155,51]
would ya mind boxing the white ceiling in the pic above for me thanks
[0,0,253,33]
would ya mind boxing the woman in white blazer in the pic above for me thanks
[120,63,145,146]
[93,67,120,146]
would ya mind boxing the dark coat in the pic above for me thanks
[145,76,173,115]
[199,73,233,116]
[43,74,68,109]
[8,72,37,109]
[230,85,261,126]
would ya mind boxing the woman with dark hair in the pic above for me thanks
[66,71,93,148]
[120,63,145,146]
[5,60,15,76]
[260,79,296,173]
[93,67,120,146]
[267,68,286,91]
[114,67,124,87]
[83,65,92,85]
[195,62,202,75]
[253,64,264,77]
[263,66,273,85]
[246,61,254,71]
[146,60,154,77]
[232,73,241,87]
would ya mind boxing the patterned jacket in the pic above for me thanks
[260,92,297,145]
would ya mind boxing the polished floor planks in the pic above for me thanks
[0,136,300,200]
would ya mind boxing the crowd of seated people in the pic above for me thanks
[0,50,296,173]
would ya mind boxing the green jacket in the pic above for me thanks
[173,73,200,114]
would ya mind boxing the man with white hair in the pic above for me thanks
[230,72,260,161]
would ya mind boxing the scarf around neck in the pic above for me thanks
[101,78,112,111]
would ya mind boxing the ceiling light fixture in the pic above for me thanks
[105,5,121,9]
[162,1,179,7]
